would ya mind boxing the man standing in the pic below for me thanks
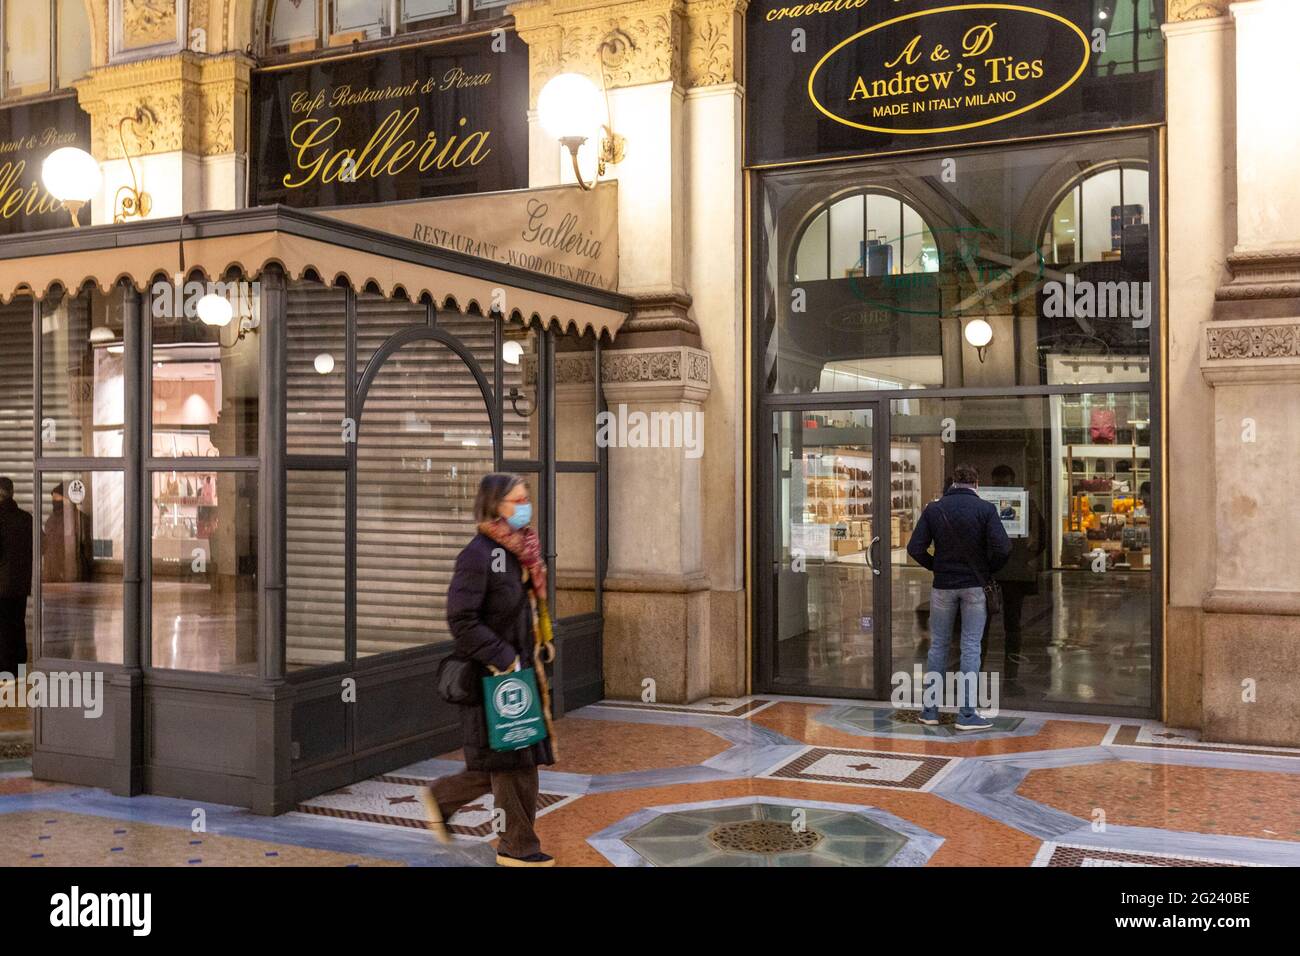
[906,464,1011,731]
[0,477,34,674]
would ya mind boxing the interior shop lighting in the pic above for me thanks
[502,340,524,365]
[314,353,335,375]
[963,318,994,362]
[88,326,116,345]
[41,147,101,228]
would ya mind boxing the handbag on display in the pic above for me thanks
[1090,408,1117,443]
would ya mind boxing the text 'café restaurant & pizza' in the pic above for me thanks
[0,0,1296,812]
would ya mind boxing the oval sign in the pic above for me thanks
[808,3,1091,136]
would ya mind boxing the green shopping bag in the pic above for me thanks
[482,667,548,751]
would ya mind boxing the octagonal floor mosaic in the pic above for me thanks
[622,801,911,867]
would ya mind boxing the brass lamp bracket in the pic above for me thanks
[114,106,157,223]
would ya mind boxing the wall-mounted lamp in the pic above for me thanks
[508,386,537,418]
[964,318,994,363]
[197,288,260,347]
[41,147,101,227]
[114,107,156,222]
[537,32,632,190]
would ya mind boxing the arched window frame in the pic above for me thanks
[0,0,92,101]
[789,187,941,283]
[1038,159,1150,267]
[266,0,512,55]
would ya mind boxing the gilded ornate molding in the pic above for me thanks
[74,51,252,159]
[1166,0,1231,22]
[511,0,745,103]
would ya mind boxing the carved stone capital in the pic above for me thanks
[601,345,712,403]
[74,51,252,160]
[511,0,745,104]
[1167,0,1231,21]
[1202,318,1300,386]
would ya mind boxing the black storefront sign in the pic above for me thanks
[251,33,528,208]
[747,0,1165,166]
[0,96,92,235]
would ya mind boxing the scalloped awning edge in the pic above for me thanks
[0,230,627,339]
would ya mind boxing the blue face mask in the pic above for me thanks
[506,502,532,530]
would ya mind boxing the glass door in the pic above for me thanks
[765,404,887,696]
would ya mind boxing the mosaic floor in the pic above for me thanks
[2,696,1299,867]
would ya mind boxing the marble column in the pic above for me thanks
[1197,0,1300,746]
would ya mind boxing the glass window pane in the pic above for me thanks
[356,291,425,383]
[865,193,901,276]
[403,0,457,23]
[556,330,597,462]
[794,210,828,282]
[56,0,90,87]
[1080,168,1123,263]
[0,299,35,517]
[472,0,510,10]
[40,470,124,663]
[286,470,345,669]
[555,471,596,619]
[270,0,319,46]
[827,194,863,279]
[501,319,539,461]
[760,137,1153,393]
[150,471,258,672]
[334,0,387,33]
[41,288,126,458]
[287,281,347,456]
[151,278,259,459]
[773,408,875,691]
[4,2,51,95]
[356,337,494,657]
[889,393,1151,712]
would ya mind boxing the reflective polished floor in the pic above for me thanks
[2,695,1298,867]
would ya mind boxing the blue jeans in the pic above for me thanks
[925,587,986,717]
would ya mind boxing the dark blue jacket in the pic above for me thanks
[906,486,1012,590]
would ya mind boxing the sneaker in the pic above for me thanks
[955,713,994,732]
[419,787,452,845]
[496,851,555,867]
[918,707,940,725]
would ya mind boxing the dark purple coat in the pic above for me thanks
[445,532,555,773]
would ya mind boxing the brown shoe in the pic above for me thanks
[495,851,555,867]
[420,787,452,845]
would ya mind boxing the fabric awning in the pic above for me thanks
[0,206,631,339]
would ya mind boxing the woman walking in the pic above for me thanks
[422,473,557,867]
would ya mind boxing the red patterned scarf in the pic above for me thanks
[477,519,547,599]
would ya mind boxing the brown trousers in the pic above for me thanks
[430,766,541,858]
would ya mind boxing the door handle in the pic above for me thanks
[866,536,881,576]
